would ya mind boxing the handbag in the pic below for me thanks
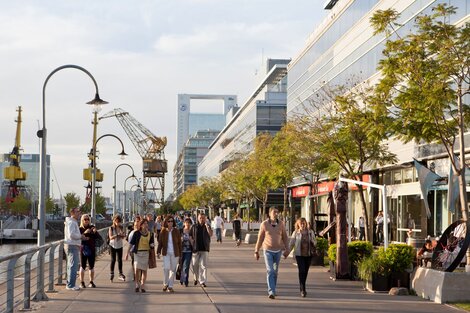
[148,247,157,269]
[175,263,182,280]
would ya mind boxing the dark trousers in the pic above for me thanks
[295,255,312,292]
[110,246,123,274]
[359,227,365,241]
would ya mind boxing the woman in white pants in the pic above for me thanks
[157,216,182,292]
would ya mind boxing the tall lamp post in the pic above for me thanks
[124,174,138,222]
[130,183,142,218]
[113,163,135,218]
[37,64,107,301]
[91,134,127,223]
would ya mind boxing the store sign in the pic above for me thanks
[316,182,335,194]
[292,186,310,198]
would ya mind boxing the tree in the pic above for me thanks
[46,197,55,214]
[10,195,31,215]
[64,192,80,211]
[370,4,470,220]
[294,83,396,241]
[180,185,202,211]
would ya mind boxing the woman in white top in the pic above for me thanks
[109,215,126,282]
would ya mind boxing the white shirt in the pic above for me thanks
[214,216,224,229]
[167,229,174,255]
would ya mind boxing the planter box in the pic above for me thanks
[311,252,325,266]
[366,274,390,292]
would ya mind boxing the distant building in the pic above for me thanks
[177,94,237,155]
[0,153,51,202]
[173,129,220,198]
[198,59,289,180]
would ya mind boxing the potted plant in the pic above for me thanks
[311,237,328,266]
[327,243,337,278]
[357,251,391,292]
[327,241,373,280]
[384,243,414,289]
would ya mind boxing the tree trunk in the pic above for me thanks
[356,182,370,242]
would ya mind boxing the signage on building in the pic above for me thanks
[292,186,310,198]
[313,175,371,195]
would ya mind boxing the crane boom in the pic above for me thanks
[100,108,168,210]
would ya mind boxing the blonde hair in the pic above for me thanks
[294,217,307,231]
[80,214,91,228]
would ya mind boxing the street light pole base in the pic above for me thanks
[32,290,49,302]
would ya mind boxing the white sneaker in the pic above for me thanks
[66,286,80,291]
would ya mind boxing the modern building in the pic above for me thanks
[0,153,51,203]
[287,0,470,242]
[177,94,237,155]
[198,59,289,181]
[173,130,220,198]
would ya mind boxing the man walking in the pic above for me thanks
[254,207,289,299]
[214,212,224,243]
[190,213,213,287]
[64,207,85,291]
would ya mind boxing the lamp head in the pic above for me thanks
[119,150,127,160]
[87,93,108,113]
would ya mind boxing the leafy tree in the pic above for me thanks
[294,83,396,241]
[10,195,31,215]
[46,197,55,214]
[64,192,80,211]
[370,4,470,221]
[180,185,202,210]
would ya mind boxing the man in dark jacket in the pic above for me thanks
[190,213,213,287]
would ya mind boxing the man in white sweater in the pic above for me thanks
[64,207,85,290]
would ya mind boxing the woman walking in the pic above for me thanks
[288,217,316,297]
[157,216,182,292]
[126,216,142,282]
[79,214,99,288]
[180,218,193,286]
[128,219,154,292]
[232,213,242,247]
[109,215,126,282]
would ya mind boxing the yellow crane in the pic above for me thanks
[3,106,27,202]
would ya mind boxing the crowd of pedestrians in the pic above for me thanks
[63,207,316,299]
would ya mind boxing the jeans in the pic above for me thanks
[263,250,282,296]
[192,251,209,284]
[295,255,312,292]
[65,244,80,288]
[359,227,365,241]
[110,246,123,274]
[215,228,222,242]
[180,251,192,285]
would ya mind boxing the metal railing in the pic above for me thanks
[0,227,109,313]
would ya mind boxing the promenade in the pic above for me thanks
[27,239,463,313]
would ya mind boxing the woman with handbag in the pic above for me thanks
[79,214,99,288]
[128,219,154,293]
[287,217,316,297]
[157,216,182,293]
[179,218,194,286]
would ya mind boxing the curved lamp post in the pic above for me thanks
[130,183,141,219]
[91,134,127,223]
[37,64,107,301]
[123,174,138,222]
[113,163,135,218]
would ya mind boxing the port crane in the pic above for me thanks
[100,108,167,210]
[3,106,27,203]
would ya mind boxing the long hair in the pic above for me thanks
[294,217,307,231]
[80,214,91,228]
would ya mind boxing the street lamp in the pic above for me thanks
[124,174,138,222]
[130,183,141,218]
[90,134,127,223]
[113,163,135,218]
[37,64,107,301]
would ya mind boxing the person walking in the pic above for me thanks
[79,214,99,289]
[254,207,289,299]
[147,213,156,235]
[358,216,365,241]
[232,213,242,247]
[109,215,126,282]
[155,215,162,241]
[190,213,213,287]
[157,216,182,292]
[64,207,85,291]
[375,211,384,244]
[214,212,224,243]
[180,218,194,287]
[287,217,316,297]
[127,219,154,293]
[126,216,142,282]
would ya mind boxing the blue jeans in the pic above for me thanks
[215,228,222,242]
[180,251,192,285]
[65,244,80,288]
[263,250,282,296]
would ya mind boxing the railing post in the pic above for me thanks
[48,245,57,292]
[32,247,48,301]
[23,253,34,310]
[7,258,16,313]
[57,242,65,285]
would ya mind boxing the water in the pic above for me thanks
[0,242,41,283]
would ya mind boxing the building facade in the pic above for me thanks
[198,59,289,180]
[287,0,470,242]
[173,130,220,198]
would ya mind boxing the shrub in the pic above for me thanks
[316,237,328,254]
[383,243,414,273]
[327,241,373,265]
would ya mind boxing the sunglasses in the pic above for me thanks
[84,218,90,221]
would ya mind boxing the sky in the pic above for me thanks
[0,0,328,204]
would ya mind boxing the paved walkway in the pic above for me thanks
[26,238,463,313]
